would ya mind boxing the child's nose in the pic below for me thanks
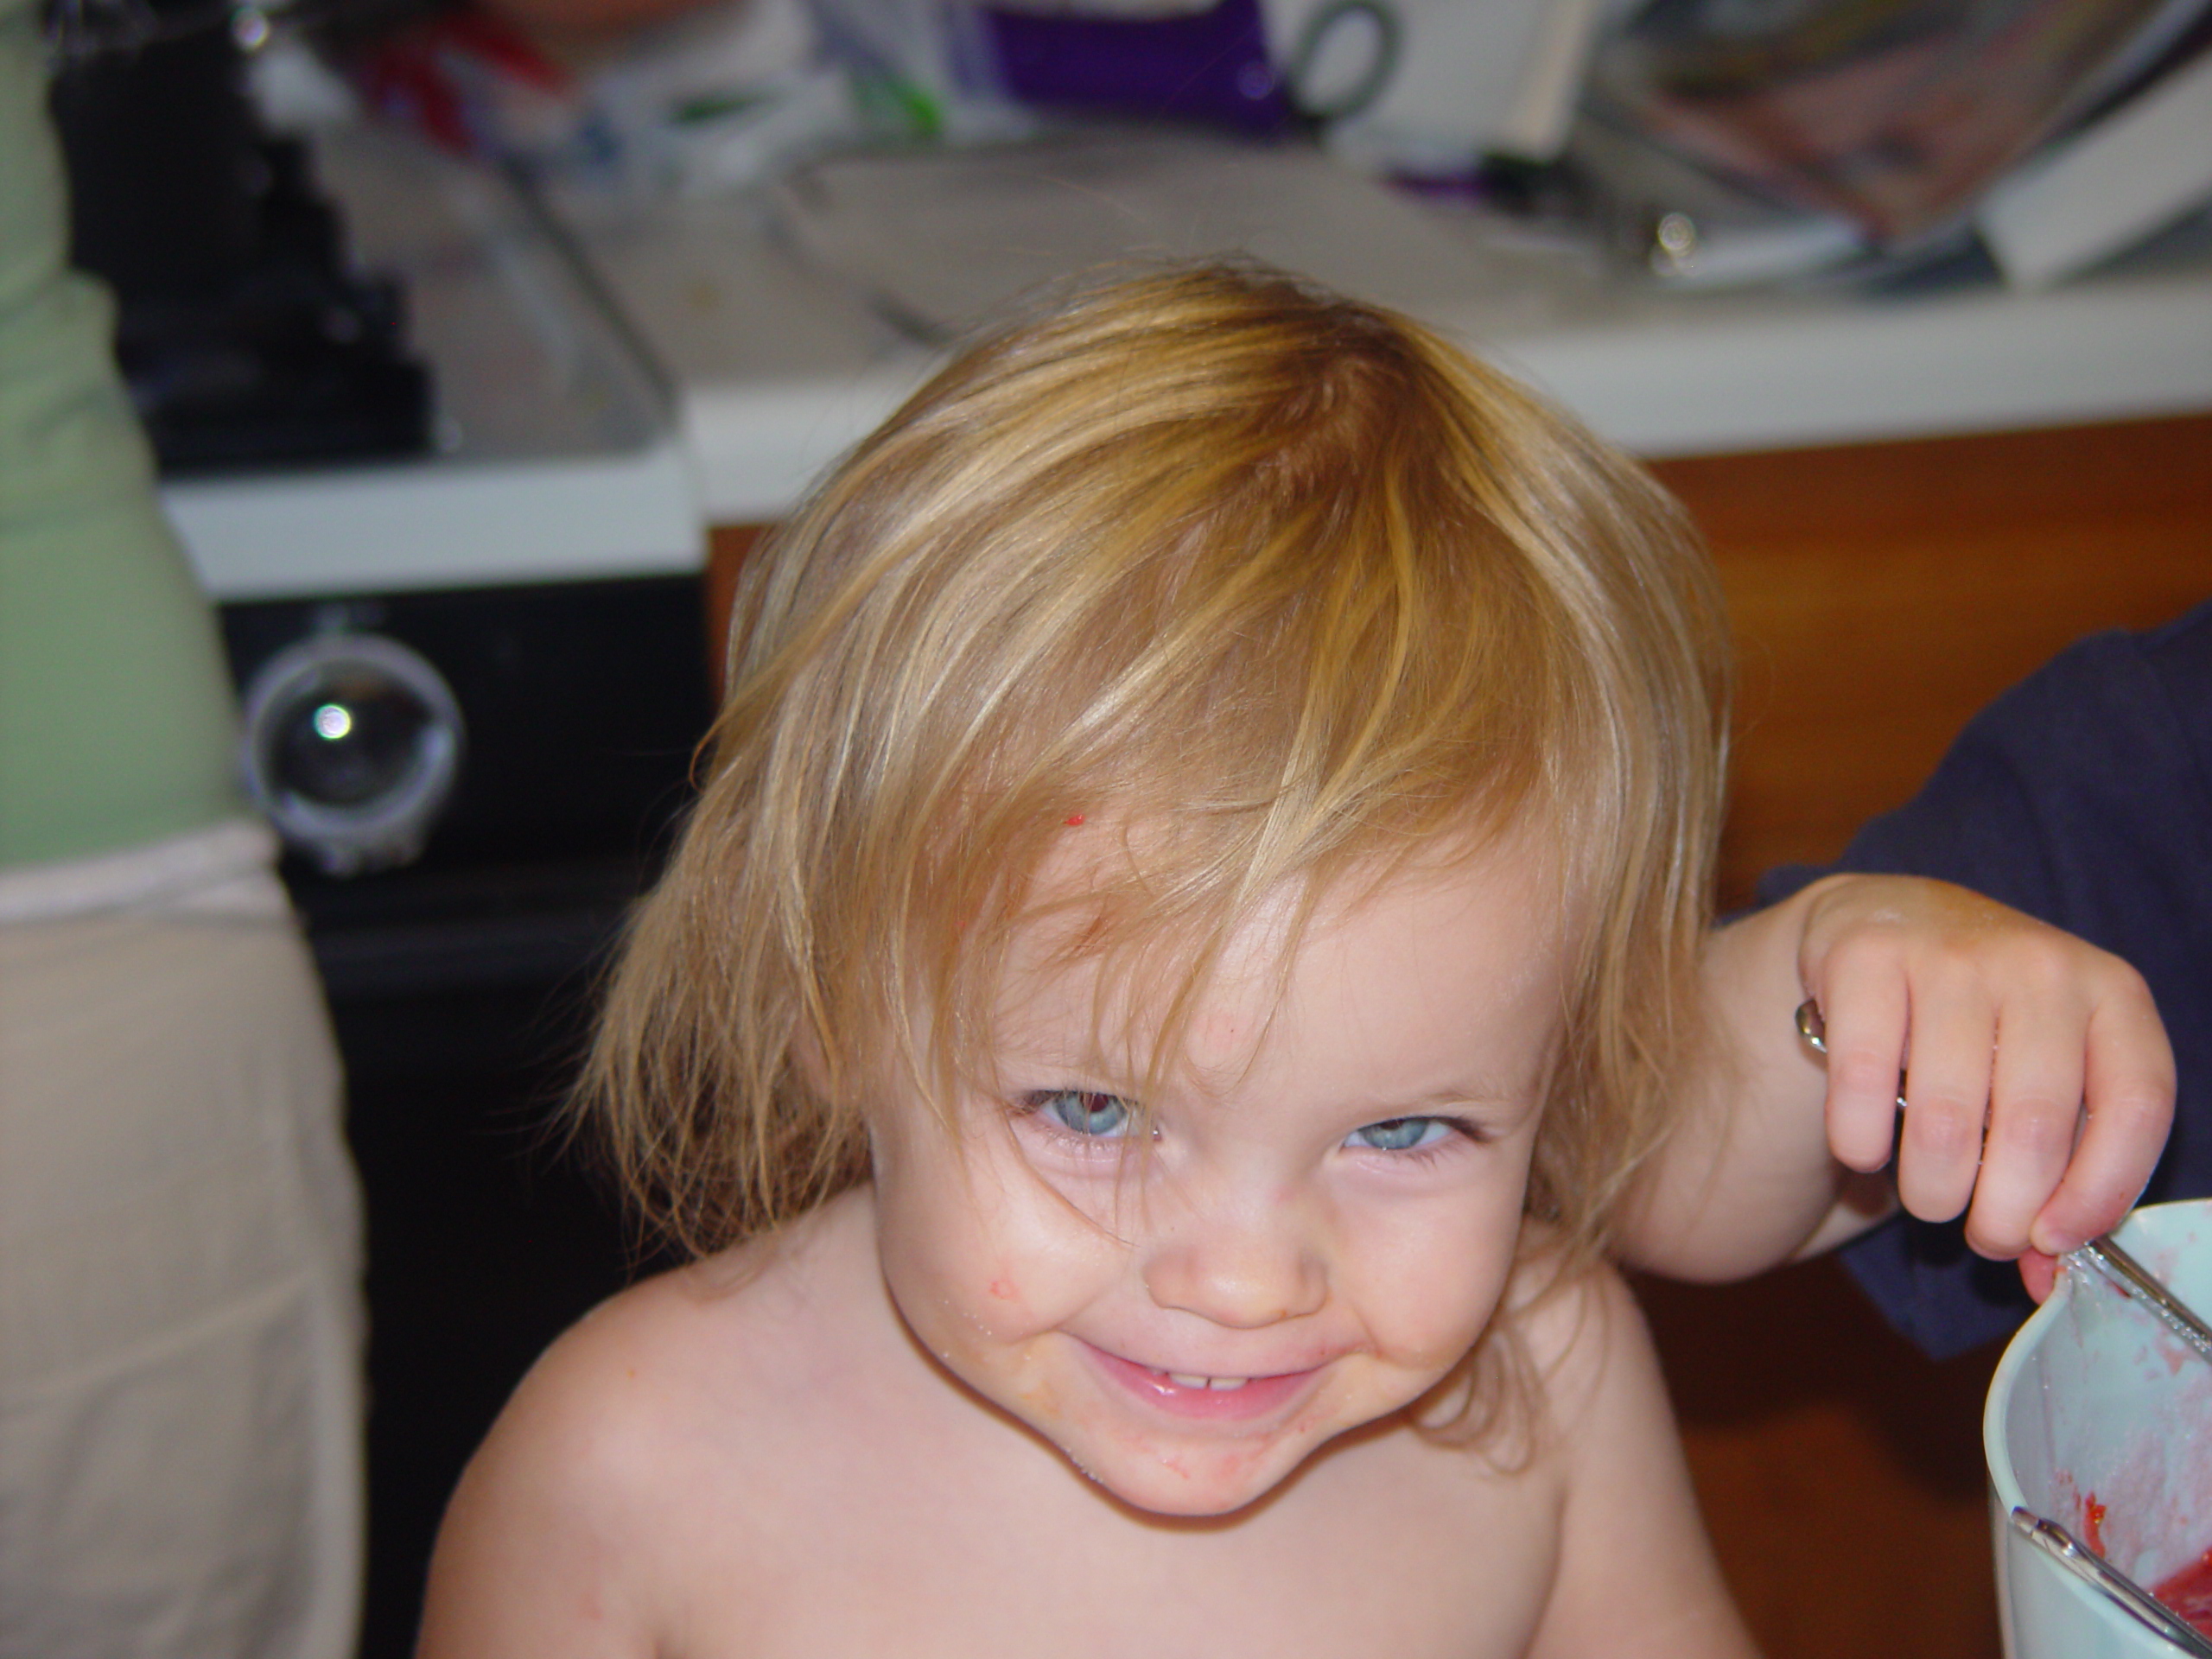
[1140,1200,1327,1328]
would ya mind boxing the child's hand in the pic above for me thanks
[1789,874,2175,1296]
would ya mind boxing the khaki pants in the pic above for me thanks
[0,893,363,1659]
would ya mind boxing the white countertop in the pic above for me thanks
[166,435,699,601]
[167,126,703,602]
[561,131,2212,525]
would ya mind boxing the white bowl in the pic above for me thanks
[1986,1198,2212,1656]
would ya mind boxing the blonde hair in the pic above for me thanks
[581,263,1729,1288]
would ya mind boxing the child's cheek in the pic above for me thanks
[950,1268,1032,1341]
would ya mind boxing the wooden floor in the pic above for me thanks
[705,410,2212,1658]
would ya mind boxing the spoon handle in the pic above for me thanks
[2011,1509,2212,1658]
[2079,1235,2212,1367]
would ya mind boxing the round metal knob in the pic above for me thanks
[239,632,464,875]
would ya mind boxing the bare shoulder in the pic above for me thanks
[1513,1253,1653,1432]
[416,1198,878,1658]
[1516,1257,1760,1659]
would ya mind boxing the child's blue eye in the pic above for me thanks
[1345,1116,1455,1153]
[1033,1090,1136,1139]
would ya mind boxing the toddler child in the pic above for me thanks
[416,264,2169,1658]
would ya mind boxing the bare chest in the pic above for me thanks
[662,1413,1562,1659]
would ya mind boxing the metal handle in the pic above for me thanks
[1793,998,1910,1111]
[2078,1234,2212,1368]
[2010,1509,2212,1657]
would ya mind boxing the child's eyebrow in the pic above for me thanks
[995,1068,1534,1121]
[992,1051,1145,1094]
[1351,1083,1531,1118]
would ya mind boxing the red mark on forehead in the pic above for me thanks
[988,1277,1017,1300]
[1065,813,1086,828]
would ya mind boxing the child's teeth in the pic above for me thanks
[1168,1372,1209,1389]
[1165,1371,1250,1390]
[1206,1376,1247,1391]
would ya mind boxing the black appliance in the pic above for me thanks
[48,0,434,473]
[222,576,704,1659]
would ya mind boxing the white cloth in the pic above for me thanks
[0,823,363,1659]
[0,817,286,925]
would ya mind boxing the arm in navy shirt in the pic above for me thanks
[1759,599,2212,1357]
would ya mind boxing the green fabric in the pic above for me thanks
[0,0,245,868]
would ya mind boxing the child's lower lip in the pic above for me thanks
[1080,1344,1320,1421]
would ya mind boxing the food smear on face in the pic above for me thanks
[2083,1492,2108,1555]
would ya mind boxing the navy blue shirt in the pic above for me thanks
[1759,598,2212,1358]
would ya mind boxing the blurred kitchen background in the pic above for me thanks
[40,0,2212,1653]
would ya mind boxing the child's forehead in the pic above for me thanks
[980,812,1574,1079]
[986,873,1290,1079]
[989,813,1292,989]
[1002,805,1566,940]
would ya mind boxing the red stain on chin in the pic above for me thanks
[2084,1494,2108,1554]
[988,1277,1017,1300]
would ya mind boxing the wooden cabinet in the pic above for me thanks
[1651,411,2207,1659]
[1659,411,2212,909]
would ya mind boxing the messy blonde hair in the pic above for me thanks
[581,263,1729,1288]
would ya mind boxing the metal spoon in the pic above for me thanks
[1792,998,2212,1362]
[1790,1002,2212,1648]
[2075,1233,2212,1368]
[2010,1509,2212,1657]
[1793,998,1906,1109]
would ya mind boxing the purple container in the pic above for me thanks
[976,0,1294,135]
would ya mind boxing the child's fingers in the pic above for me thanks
[1960,988,2087,1259]
[2027,971,2176,1256]
[1893,974,1998,1223]
[1810,956,1910,1173]
[2018,1250,2059,1303]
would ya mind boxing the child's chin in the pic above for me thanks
[1064,1436,1308,1519]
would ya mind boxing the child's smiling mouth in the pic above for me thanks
[1077,1341,1325,1422]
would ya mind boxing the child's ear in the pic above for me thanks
[791,1018,833,1099]
[791,1019,882,1170]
